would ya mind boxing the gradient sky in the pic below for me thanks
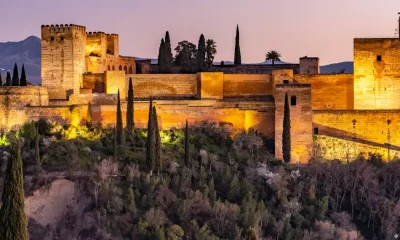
[0,0,399,65]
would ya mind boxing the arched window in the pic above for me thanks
[124,66,127,74]
[129,66,133,74]
[119,65,122,71]
[108,65,111,71]
[291,96,297,106]
[112,66,115,71]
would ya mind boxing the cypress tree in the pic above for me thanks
[282,93,291,163]
[0,73,2,86]
[153,106,161,173]
[35,124,41,173]
[0,139,29,240]
[234,25,242,65]
[11,63,19,86]
[126,77,134,134]
[184,119,190,168]
[196,34,206,72]
[86,101,92,128]
[145,97,155,173]
[6,72,11,86]
[157,38,166,73]
[164,31,173,73]
[20,64,27,86]
[116,90,123,145]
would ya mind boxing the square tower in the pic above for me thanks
[41,24,87,99]
[299,56,320,74]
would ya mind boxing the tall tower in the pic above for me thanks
[41,24,87,100]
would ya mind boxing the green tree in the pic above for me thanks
[11,63,19,86]
[206,39,217,70]
[116,89,123,145]
[146,98,156,173]
[174,41,197,73]
[158,38,166,73]
[228,174,240,202]
[265,50,281,65]
[184,119,190,168]
[153,106,161,173]
[166,225,184,240]
[6,72,11,86]
[126,186,136,215]
[245,228,258,240]
[126,77,134,135]
[196,34,206,72]
[282,218,292,240]
[234,24,242,65]
[164,31,173,73]
[20,64,27,86]
[282,93,291,163]
[35,124,41,173]
[154,226,165,240]
[86,101,92,128]
[0,139,29,240]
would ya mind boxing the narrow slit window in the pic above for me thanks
[291,96,297,106]
[314,128,319,135]
[377,55,382,61]
[283,80,289,84]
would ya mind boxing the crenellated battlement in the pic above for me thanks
[86,31,106,38]
[41,24,86,34]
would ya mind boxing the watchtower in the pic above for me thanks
[41,24,87,100]
[299,56,320,74]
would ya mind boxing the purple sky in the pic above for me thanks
[1,0,399,65]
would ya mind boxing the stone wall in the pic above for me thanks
[223,74,273,97]
[295,74,354,110]
[275,84,312,163]
[213,64,300,74]
[299,57,320,74]
[82,73,105,93]
[199,72,223,99]
[0,87,49,107]
[106,55,135,74]
[105,71,126,99]
[354,38,400,109]
[313,110,400,161]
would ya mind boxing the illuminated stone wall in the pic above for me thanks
[354,38,400,109]
[0,87,48,107]
[105,71,126,99]
[199,72,224,99]
[313,110,400,161]
[106,56,135,74]
[82,73,105,93]
[275,84,313,163]
[223,74,273,97]
[295,74,354,110]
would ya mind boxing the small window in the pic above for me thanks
[307,70,310,73]
[50,37,54,41]
[377,55,382,61]
[108,65,111,71]
[314,128,319,135]
[291,96,297,106]
[60,37,64,41]
[283,80,289,84]
[112,66,115,71]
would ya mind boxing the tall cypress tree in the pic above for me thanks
[0,138,29,240]
[116,90,123,145]
[126,77,134,134]
[153,106,161,173]
[157,38,166,73]
[6,72,11,86]
[86,101,92,128]
[184,119,190,168]
[164,31,173,73]
[282,93,291,163]
[145,97,155,173]
[234,24,242,65]
[196,34,206,72]
[20,64,27,86]
[11,63,19,86]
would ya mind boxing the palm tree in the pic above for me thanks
[266,50,281,65]
[206,39,217,69]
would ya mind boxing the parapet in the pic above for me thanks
[41,24,86,34]
[86,31,107,38]
[106,34,119,40]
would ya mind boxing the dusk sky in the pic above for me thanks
[1,0,399,65]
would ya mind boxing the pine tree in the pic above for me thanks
[196,34,206,72]
[157,38,166,73]
[228,174,240,202]
[126,77,134,133]
[0,138,29,240]
[0,73,3,86]
[282,93,291,163]
[35,124,41,173]
[116,90,123,145]
[11,63,19,86]
[184,119,190,168]
[86,101,92,128]
[126,186,136,215]
[20,64,27,86]
[6,72,11,86]
[145,98,156,173]
[164,31,173,73]
[234,25,242,65]
[153,106,161,173]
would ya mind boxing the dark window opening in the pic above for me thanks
[283,80,289,84]
[124,66,128,74]
[314,128,319,135]
[60,37,64,41]
[307,70,310,73]
[119,65,122,71]
[291,96,297,106]
[112,66,115,71]
[108,65,111,71]
[129,66,133,74]
[50,37,54,41]
[377,55,382,61]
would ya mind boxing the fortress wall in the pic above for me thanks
[200,73,223,99]
[105,71,126,99]
[313,110,400,161]
[106,56,135,74]
[354,38,400,109]
[85,32,107,57]
[82,73,105,93]
[126,74,198,98]
[223,74,273,97]
[295,74,354,110]
[69,93,117,105]
[0,87,49,107]
[212,64,300,74]
[85,56,107,74]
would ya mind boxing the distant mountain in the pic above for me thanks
[320,61,354,74]
[0,36,41,85]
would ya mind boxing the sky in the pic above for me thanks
[0,0,399,65]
